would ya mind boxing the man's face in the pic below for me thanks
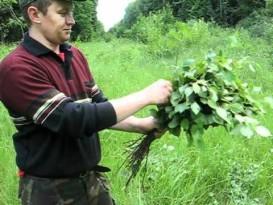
[39,1,75,44]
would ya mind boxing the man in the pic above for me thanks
[0,0,172,204]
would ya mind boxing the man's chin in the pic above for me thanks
[61,35,71,43]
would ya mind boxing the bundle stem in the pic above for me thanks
[124,129,158,187]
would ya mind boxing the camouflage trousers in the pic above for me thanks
[19,171,116,205]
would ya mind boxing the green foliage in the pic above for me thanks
[128,16,212,59]
[114,0,266,35]
[0,1,26,42]
[71,0,103,41]
[164,20,210,60]
[124,8,213,58]
[228,162,261,204]
[0,102,18,205]
[152,52,271,143]
[128,7,174,43]
[125,7,177,57]
[237,8,273,43]
[0,0,16,7]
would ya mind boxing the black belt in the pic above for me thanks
[92,165,111,173]
[22,165,111,179]
[78,165,111,178]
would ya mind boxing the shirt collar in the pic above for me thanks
[21,32,72,56]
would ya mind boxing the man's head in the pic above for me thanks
[19,0,41,9]
[19,0,84,25]
[20,0,52,25]
[20,0,84,45]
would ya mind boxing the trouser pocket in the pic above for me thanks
[85,172,115,205]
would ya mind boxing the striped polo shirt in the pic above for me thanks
[0,33,117,177]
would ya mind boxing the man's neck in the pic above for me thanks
[29,27,60,54]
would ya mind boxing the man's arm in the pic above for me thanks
[109,79,172,123]
[111,116,157,134]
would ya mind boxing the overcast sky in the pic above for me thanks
[97,0,135,31]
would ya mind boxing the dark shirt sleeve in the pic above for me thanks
[0,60,117,139]
[44,100,116,138]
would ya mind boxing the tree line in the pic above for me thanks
[1,0,272,42]
[111,0,267,36]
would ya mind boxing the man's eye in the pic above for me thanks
[59,12,73,17]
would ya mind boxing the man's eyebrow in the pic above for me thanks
[57,8,72,13]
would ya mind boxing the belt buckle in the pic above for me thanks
[79,171,88,178]
[79,172,88,178]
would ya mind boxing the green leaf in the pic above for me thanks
[198,90,208,98]
[194,113,206,126]
[208,99,217,109]
[229,103,244,113]
[201,85,208,92]
[191,102,201,115]
[175,103,188,113]
[192,83,201,94]
[216,107,229,122]
[184,70,196,79]
[171,91,181,106]
[178,85,186,95]
[165,106,173,113]
[168,110,176,119]
[240,126,254,138]
[208,87,218,102]
[196,62,206,75]
[168,116,180,129]
[208,63,219,72]
[182,59,195,68]
[181,119,190,130]
[200,98,208,104]
[255,126,272,137]
[185,87,193,97]
[223,96,234,102]
[235,115,258,124]
[220,70,235,85]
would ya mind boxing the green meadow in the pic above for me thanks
[0,22,273,204]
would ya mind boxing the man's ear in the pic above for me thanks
[27,6,42,24]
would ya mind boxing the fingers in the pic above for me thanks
[150,117,167,138]
[148,79,173,105]
[153,128,167,138]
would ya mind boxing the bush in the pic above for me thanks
[126,12,211,59]
[0,1,26,42]
[238,10,273,43]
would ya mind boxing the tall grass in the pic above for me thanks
[0,104,19,205]
[0,23,273,204]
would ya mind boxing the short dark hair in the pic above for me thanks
[22,0,52,25]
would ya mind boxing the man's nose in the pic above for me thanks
[66,14,75,25]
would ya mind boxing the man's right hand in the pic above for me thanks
[109,79,172,123]
[141,79,173,105]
